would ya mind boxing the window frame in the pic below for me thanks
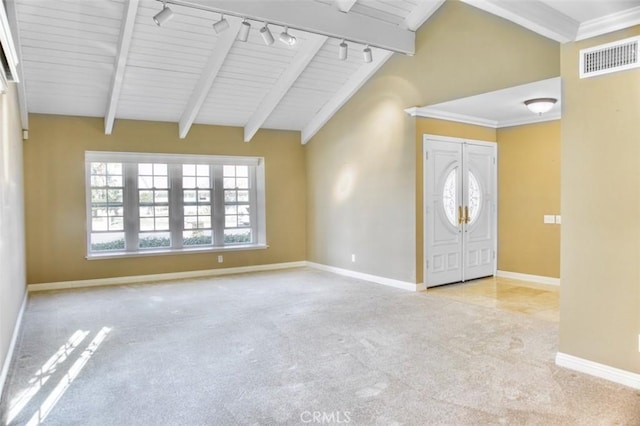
[84,151,267,259]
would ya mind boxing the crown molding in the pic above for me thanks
[498,112,561,128]
[462,0,640,43]
[576,5,640,41]
[405,107,498,128]
[460,0,578,43]
[405,107,561,129]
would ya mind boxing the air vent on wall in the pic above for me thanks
[580,36,640,79]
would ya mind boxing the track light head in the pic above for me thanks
[153,4,174,27]
[363,45,372,63]
[279,27,296,46]
[339,40,348,60]
[260,23,274,45]
[212,14,229,33]
[238,20,251,42]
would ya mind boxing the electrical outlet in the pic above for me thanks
[555,215,562,224]
[543,215,555,224]
[217,255,223,263]
[351,254,356,262]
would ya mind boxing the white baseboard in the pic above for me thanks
[306,262,420,292]
[27,261,307,292]
[27,261,419,293]
[497,270,560,286]
[556,352,640,389]
[0,292,27,399]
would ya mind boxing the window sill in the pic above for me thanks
[86,244,269,260]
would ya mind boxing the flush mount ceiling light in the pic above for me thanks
[153,2,174,26]
[524,98,557,115]
[212,14,230,33]
[260,23,274,46]
[339,40,348,60]
[237,19,251,42]
[363,45,372,63]
[279,27,296,46]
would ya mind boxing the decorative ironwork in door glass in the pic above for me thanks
[442,169,482,226]
[442,168,457,226]
[468,171,481,224]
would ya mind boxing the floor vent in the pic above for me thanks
[580,36,640,79]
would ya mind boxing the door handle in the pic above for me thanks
[458,206,463,225]
[464,206,470,224]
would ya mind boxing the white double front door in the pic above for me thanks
[424,135,497,288]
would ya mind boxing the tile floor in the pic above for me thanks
[427,276,560,322]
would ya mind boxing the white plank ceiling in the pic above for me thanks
[8,0,640,143]
[11,0,436,143]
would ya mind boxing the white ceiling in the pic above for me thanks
[408,0,640,126]
[406,77,561,128]
[539,0,639,23]
[462,0,640,42]
[7,0,439,143]
[4,0,640,143]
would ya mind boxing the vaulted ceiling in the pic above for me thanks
[4,0,640,144]
[6,0,439,143]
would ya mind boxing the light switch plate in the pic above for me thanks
[555,215,562,224]
[544,215,555,224]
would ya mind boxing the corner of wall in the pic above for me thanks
[0,83,28,397]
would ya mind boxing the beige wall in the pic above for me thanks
[24,115,306,284]
[306,80,416,280]
[497,121,561,278]
[415,118,496,283]
[415,119,561,283]
[0,84,27,386]
[398,2,561,107]
[306,1,559,284]
[560,27,640,373]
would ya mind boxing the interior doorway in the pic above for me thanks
[424,135,497,287]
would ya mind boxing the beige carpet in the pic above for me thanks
[1,268,639,425]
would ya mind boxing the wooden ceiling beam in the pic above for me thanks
[244,34,327,142]
[162,0,415,54]
[105,0,139,135]
[178,19,241,139]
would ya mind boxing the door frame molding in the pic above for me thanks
[422,134,498,287]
